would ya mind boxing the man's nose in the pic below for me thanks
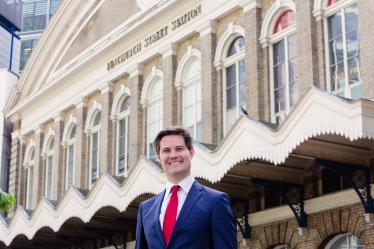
[170,149,178,158]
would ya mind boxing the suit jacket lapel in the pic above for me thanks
[152,190,167,247]
[168,181,203,246]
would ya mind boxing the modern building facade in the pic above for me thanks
[18,0,61,73]
[0,0,21,196]
[1,0,374,248]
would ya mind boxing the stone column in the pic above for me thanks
[99,81,114,174]
[240,0,264,120]
[295,0,320,95]
[357,0,374,99]
[52,112,65,200]
[196,20,220,144]
[74,98,88,188]
[128,64,144,170]
[160,43,179,127]
[32,124,44,208]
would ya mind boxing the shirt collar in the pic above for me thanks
[165,174,195,194]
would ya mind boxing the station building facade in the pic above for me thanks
[1,0,374,248]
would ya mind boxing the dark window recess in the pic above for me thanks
[20,39,39,71]
[322,167,350,195]
[264,188,284,209]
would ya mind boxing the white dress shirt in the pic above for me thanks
[159,174,195,230]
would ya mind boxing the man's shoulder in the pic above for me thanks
[139,191,164,208]
[196,182,228,197]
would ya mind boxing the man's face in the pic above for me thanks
[156,134,194,184]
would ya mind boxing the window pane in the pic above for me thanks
[69,125,76,139]
[274,87,286,113]
[28,167,34,209]
[239,81,246,106]
[289,58,299,83]
[330,37,344,65]
[226,64,236,87]
[120,96,130,112]
[289,83,299,108]
[226,85,237,110]
[322,168,340,194]
[48,138,54,151]
[273,39,285,65]
[20,39,39,71]
[46,156,53,199]
[68,144,74,186]
[150,78,163,98]
[196,81,201,102]
[328,11,342,39]
[185,106,194,128]
[196,122,202,142]
[276,113,286,125]
[226,108,236,132]
[239,60,245,83]
[196,102,201,122]
[288,34,298,59]
[93,112,101,126]
[22,1,47,32]
[264,188,281,209]
[239,60,246,105]
[91,132,99,182]
[185,58,201,80]
[330,62,345,91]
[345,4,358,33]
[185,84,194,107]
[30,149,35,161]
[149,122,159,143]
[346,30,359,58]
[149,103,158,123]
[351,84,362,100]
[348,56,361,85]
[149,143,156,161]
[274,64,286,89]
[227,36,244,57]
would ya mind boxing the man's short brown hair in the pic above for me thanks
[153,126,194,155]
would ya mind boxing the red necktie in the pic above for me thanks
[163,185,180,244]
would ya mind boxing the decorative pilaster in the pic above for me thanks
[32,124,45,208]
[52,112,65,199]
[160,43,179,127]
[74,97,88,188]
[99,81,114,174]
[196,20,221,144]
[128,64,144,170]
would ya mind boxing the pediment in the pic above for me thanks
[5,0,141,113]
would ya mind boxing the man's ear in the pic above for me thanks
[156,153,161,163]
[189,148,195,159]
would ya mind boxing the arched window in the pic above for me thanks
[24,139,35,209]
[85,101,102,186]
[148,77,163,160]
[326,2,361,99]
[45,137,54,199]
[91,111,101,184]
[141,69,164,161]
[61,115,77,189]
[176,49,202,141]
[271,10,298,124]
[183,57,201,141]
[66,125,76,187]
[325,233,364,248]
[117,96,130,176]
[225,36,246,133]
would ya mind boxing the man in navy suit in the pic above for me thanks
[135,126,237,249]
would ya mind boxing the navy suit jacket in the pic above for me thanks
[135,181,237,249]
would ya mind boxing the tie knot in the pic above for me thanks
[171,185,180,194]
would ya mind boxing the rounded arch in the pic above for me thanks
[259,0,296,47]
[61,115,78,146]
[24,139,36,167]
[324,233,364,248]
[42,128,55,156]
[175,48,201,89]
[214,23,245,69]
[140,68,163,107]
[85,101,102,132]
[111,85,131,120]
